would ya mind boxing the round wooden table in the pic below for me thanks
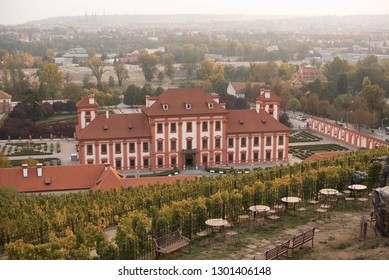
[205,218,229,227]
[249,205,270,220]
[319,188,339,195]
[348,184,367,191]
[281,197,301,214]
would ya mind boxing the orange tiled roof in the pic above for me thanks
[0,90,12,99]
[91,166,128,191]
[0,164,106,193]
[230,82,267,93]
[257,90,281,102]
[304,151,351,162]
[76,95,99,108]
[227,110,290,134]
[0,163,200,193]
[124,175,198,188]
[143,88,228,116]
[77,113,151,140]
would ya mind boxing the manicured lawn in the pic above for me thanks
[36,113,78,124]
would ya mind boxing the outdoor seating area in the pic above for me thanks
[155,183,375,260]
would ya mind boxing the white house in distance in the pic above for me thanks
[227,82,267,99]
[76,88,290,171]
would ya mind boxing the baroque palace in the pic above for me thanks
[76,88,290,170]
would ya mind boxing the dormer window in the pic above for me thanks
[207,102,213,109]
[185,103,191,109]
[162,104,169,110]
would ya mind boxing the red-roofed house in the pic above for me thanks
[76,88,290,170]
[0,90,12,113]
[291,65,328,88]
[0,163,197,193]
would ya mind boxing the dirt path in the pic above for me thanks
[233,211,389,260]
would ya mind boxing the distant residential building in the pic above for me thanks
[145,47,165,54]
[0,90,12,114]
[227,82,267,99]
[63,47,101,63]
[205,54,223,60]
[76,88,289,170]
[266,46,279,52]
[291,65,328,87]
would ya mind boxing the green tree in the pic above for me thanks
[179,44,203,78]
[162,53,175,81]
[86,56,107,84]
[361,84,385,113]
[336,73,349,95]
[286,98,301,114]
[323,57,351,82]
[35,63,64,100]
[22,157,38,167]
[113,61,129,87]
[20,90,47,122]
[197,59,215,80]
[62,83,83,102]
[0,152,11,168]
[123,84,144,105]
[108,76,115,87]
[138,51,159,82]
[367,161,383,190]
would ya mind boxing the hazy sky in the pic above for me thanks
[1,0,389,25]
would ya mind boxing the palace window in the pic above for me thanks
[157,123,163,134]
[101,144,107,155]
[87,145,93,155]
[129,143,135,153]
[170,122,176,133]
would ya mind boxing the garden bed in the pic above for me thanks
[289,144,349,160]
[290,131,322,143]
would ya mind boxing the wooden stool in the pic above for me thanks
[238,214,250,226]
[345,197,355,206]
[274,205,284,212]
[315,207,328,219]
[296,207,307,215]
[357,197,369,208]
[224,230,239,244]
[267,215,280,228]
[308,200,320,209]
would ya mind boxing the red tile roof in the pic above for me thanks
[230,82,267,93]
[0,164,198,193]
[76,95,99,109]
[143,88,228,116]
[0,90,12,99]
[77,113,151,140]
[124,175,198,188]
[0,164,106,193]
[91,166,128,191]
[257,90,281,103]
[227,109,290,134]
[304,151,351,162]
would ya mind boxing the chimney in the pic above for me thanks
[105,109,109,119]
[104,163,110,171]
[22,164,28,178]
[37,163,43,177]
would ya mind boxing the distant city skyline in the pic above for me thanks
[1,0,389,25]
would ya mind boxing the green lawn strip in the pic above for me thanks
[10,157,61,166]
[36,114,78,124]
